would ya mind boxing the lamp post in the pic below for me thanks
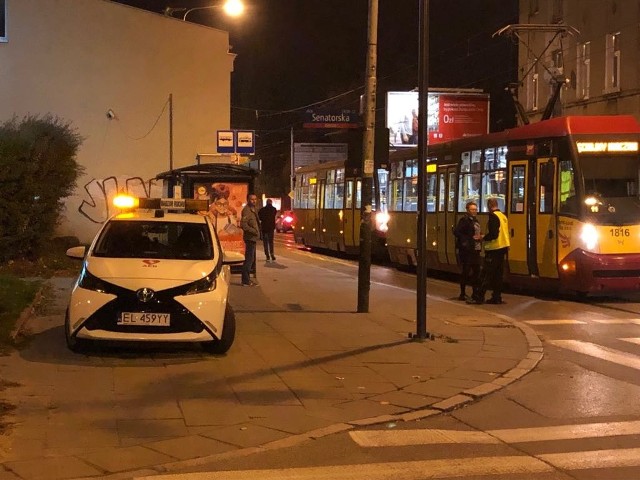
[357,0,378,313]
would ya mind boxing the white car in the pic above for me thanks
[65,196,240,354]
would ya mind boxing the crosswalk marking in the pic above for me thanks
[540,447,640,470]
[524,320,587,325]
[621,337,640,346]
[350,420,640,448]
[349,429,500,447]
[548,339,640,370]
[592,319,640,325]
[137,456,554,480]
[138,448,640,479]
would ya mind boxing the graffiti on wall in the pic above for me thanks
[78,176,164,224]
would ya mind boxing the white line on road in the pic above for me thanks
[524,320,587,325]
[621,337,640,345]
[135,456,553,480]
[350,420,640,448]
[540,447,640,470]
[349,429,500,447]
[592,319,640,325]
[549,339,640,370]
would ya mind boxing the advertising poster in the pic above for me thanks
[193,182,248,255]
[386,91,489,147]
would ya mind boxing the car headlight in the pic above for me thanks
[185,274,217,295]
[580,223,599,251]
[77,266,111,293]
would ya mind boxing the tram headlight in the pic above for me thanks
[375,211,390,233]
[580,223,599,251]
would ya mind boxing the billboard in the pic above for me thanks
[193,182,248,256]
[386,91,489,147]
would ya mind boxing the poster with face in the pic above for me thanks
[193,182,248,255]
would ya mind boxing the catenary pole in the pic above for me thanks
[357,0,379,313]
[416,0,429,339]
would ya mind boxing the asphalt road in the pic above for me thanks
[145,233,640,479]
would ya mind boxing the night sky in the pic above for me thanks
[113,0,518,193]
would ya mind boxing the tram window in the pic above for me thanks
[300,186,309,208]
[458,173,481,212]
[405,159,418,177]
[345,180,354,208]
[335,183,345,209]
[484,148,496,170]
[403,177,418,211]
[377,168,389,211]
[438,173,446,211]
[427,174,437,212]
[481,170,507,212]
[336,168,345,183]
[497,146,508,168]
[510,166,526,213]
[539,161,555,214]
[391,179,403,211]
[309,184,317,209]
[447,172,456,212]
[461,152,471,173]
[356,180,362,209]
[471,150,482,172]
[325,184,335,209]
[558,160,577,215]
[394,162,404,179]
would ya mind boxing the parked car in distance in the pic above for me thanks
[275,210,296,232]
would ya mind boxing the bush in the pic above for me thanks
[0,116,83,262]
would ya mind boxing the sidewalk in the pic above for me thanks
[0,251,542,480]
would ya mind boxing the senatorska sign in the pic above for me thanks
[386,91,489,147]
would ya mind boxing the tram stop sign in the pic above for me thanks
[236,130,256,155]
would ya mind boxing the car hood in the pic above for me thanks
[85,257,218,290]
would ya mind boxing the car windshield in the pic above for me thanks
[580,154,640,224]
[93,220,214,260]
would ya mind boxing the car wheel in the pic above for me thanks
[202,304,236,354]
[65,309,87,353]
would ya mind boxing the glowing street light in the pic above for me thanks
[163,1,245,21]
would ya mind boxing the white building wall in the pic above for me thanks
[0,0,235,242]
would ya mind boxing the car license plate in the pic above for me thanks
[118,312,171,326]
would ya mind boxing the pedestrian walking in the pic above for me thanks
[453,201,482,301]
[468,197,510,305]
[258,199,278,262]
[240,193,260,287]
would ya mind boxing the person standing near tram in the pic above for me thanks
[258,199,277,262]
[454,201,482,301]
[468,197,510,305]
[240,194,261,287]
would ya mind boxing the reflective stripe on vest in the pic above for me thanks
[484,211,510,251]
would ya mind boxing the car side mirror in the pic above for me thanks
[222,250,245,265]
[66,246,86,259]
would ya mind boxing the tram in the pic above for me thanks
[386,115,640,295]
[292,157,390,258]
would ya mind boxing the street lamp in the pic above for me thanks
[164,1,245,21]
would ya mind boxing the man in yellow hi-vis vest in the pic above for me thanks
[468,197,510,305]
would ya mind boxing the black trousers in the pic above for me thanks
[477,248,507,301]
[459,250,481,297]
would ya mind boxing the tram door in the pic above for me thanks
[436,166,458,265]
[343,178,357,248]
[507,161,529,274]
[316,179,326,244]
[536,158,559,278]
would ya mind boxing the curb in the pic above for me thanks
[71,300,544,480]
[9,281,46,343]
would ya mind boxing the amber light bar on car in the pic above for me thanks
[113,195,208,212]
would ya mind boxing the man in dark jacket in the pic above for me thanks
[258,199,278,262]
[454,201,482,301]
[240,194,261,286]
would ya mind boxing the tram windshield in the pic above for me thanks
[580,154,640,223]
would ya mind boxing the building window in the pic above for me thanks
[576,42,590,100]
[0,0,6,42]
[528,72,539,111]
[551,0,563,23]
[604,32,621,93]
